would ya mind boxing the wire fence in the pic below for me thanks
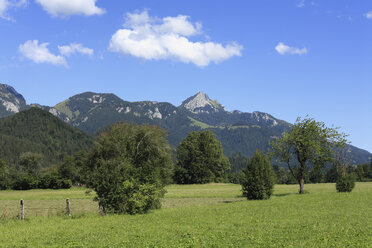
[0,199,99,220]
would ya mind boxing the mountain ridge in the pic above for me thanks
[0,83,371,164]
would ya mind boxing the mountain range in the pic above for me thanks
[0,83,371,165]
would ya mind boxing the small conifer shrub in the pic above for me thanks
[241,150,275,200]
[336,174,355,193]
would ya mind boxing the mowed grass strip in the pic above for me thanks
[0,183,371,247]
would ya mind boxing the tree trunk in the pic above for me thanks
[299,178,305,194]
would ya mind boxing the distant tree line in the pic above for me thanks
[0,116,368,214]
[227,154,372,185]
[0,152,72,190]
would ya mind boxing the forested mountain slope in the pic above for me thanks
[0,108,93,167]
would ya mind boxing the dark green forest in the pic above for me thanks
[0,107,93,167]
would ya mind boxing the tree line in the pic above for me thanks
[0,117,367,213]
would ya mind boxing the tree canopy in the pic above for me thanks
[174,130,230,184]
[84,122,173,214]
[270,117,347,194]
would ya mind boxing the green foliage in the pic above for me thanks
[309,165,325,183]
[241,150,275,200]
[0,107,93,168]
[57,151,87,185]
[175,130,230,184]
[84,122,173,214]
[353,161,372,182]
[273,165,297,184]
[229,153,249,173]
[5,152,72,190]
[38,175,72,189]
[228,171,244,184]
[100,179,165,215]
[271,117,347,194]
[19,152,43,176]
[325,165,339,183]
[336,174,356,192]
[0,159,10,190]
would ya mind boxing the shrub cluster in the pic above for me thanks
[0,156,72,190]
[11,175,72,190]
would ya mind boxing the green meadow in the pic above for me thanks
[0,183,371,247]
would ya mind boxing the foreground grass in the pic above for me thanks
[0,183,371,247]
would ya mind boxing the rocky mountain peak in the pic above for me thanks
[180,91,226,114]
[0,83,27,117]
[252,111,279,126]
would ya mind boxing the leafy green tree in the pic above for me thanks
[84,122,173,214]
[355,165,365,182]
[241,150,275,200]
[228,171,244,184]
[175,130,230,184]
[309,165,325,183]
[325,165,338,183]
[273,165,297,184]
[271,117,347,194]
[58,151,87,185]
[229,153,249,173]
[0,159,10,190]
[19,152,43,176]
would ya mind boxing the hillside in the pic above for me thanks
[0,107,93,167]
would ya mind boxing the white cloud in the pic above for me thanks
[35,0,105,17]
[0,0,27,21]
[19,40,67,66]
[58,43,94,57]
[0,0,11,19]
[275,42,308,55]
[297,0,305,8]
[365,11,372,19]
[109,10,243,67]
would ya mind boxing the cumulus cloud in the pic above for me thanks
[365,11,372,19]
[19,40,94,66]
[275,42,308,55]
[58,43,94,57]
[35,0,105,17]
[0,0,27,21]
[19,40,67,66]
[109,10,243,67]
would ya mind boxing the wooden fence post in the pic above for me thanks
[98,202,105,216]
[66,198,71,216]
[20,199,24,221]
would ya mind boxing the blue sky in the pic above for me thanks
[0,0,371,153]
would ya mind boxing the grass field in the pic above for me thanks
[0,183,371,247]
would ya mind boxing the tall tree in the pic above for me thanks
[175,130,230,184]
[270,117,347,194]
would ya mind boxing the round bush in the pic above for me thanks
[84,123,173,214]
[336,174,355,192]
